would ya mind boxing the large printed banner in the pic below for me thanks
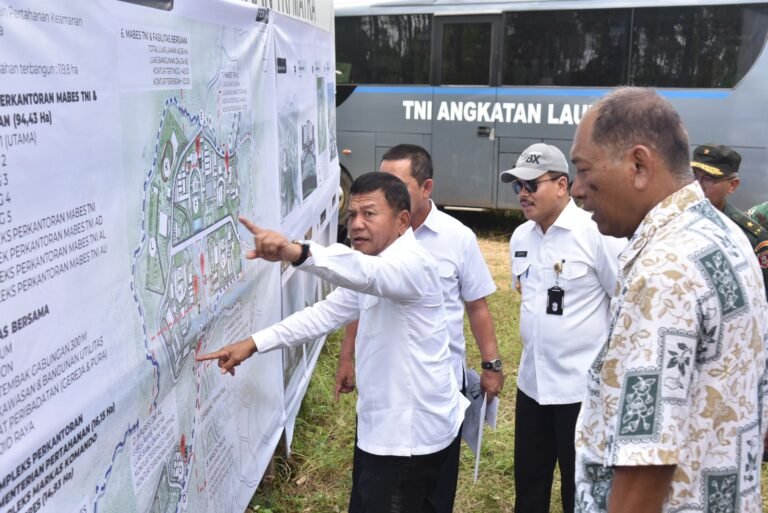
[0,1,338,512]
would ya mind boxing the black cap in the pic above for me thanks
[691,144,741,177]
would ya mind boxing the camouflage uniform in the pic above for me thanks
[747,201,768,228]
[724,202,768,298]
[690,143,768,298]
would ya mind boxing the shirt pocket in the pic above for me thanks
[512,260,531,281]
[437,261,457,288]
[359,294,381,337]
[511,260,531,294]
[559,261,590,289]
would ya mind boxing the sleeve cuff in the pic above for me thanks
[251,329,278,353]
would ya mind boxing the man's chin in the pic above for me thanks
[591,212,605,231]
[521,205,536,220]
[592,213,622,238]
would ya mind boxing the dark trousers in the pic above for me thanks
[348,434,462,513]
[514,388,580,513]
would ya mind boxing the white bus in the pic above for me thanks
[334,0,768,220]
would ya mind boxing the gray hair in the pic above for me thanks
[591,87,691,177]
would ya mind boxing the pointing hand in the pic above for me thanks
[239,216,302,263]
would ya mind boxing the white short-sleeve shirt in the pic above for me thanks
[415,202,497,383]
[510,199,625,404]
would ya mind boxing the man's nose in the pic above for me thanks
[348,214,363,231]
[571,174,585,200]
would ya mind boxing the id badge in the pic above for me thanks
[546,286,564,315]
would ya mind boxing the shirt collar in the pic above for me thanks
[380,227,415,257]
[415,200,440,236]
[534,198,579,235]
[551,198,581,230]
[620,181,704,273]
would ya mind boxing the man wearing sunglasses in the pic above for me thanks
[691,143,768,298]
[500,143,625,513]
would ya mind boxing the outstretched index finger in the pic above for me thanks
[238,216,262,235]
[196,349,225,362]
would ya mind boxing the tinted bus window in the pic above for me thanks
[440,22,493,85]
[502,9,630,86]
[631,4,768,87]
[335,15,432,84]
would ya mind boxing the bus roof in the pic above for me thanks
[335,0,768,16]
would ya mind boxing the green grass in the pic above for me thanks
[249,213,768,512]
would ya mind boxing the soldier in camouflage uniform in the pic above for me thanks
[691,143,768,297]
[748,201,768,229]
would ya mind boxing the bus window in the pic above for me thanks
[502,9,630,87]
[440,21,493,85]
[335,15,432,84]
[630,4,768,88]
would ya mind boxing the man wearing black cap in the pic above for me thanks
[691,143,768,296]
[500,143,624,513]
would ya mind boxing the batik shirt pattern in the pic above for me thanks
[574,183,768,512]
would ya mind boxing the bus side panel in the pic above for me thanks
[338,131,376,180]
[336,88,433,179]
[430,90,498,208]
[672,80,768,210]
[375,132,432,166]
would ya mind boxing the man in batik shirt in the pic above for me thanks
[570,87,768,512]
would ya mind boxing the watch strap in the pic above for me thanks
[291,240,310,267]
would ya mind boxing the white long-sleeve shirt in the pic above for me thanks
[254,228,468,456]
[510,199,625,404]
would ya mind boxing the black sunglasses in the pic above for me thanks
[511,176,563,194]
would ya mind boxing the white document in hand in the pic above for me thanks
[461,368,484,456]
[461,368,501,482]
[473,392,487,483]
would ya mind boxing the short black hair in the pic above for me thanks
[350,172,411,214]
[381,144,433,185]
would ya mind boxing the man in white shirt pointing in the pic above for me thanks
[336,144,504,513]
[197,172,468,513]
[500,143,624,513]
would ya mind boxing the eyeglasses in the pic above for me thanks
[693,169,733,186]
[511,176,563,195]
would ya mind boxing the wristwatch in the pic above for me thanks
[290,240,310,267]
[481,358,502,372]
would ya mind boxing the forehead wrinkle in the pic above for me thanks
[349,199,379,210]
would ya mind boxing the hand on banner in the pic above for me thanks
[334,355,356,401]
[239,216,303,263]
[196,338,257,376]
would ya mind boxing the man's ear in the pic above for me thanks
[422,178,434,199]
[728,176,740,195]
[397,209,410,235]
[628,144,654,191]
